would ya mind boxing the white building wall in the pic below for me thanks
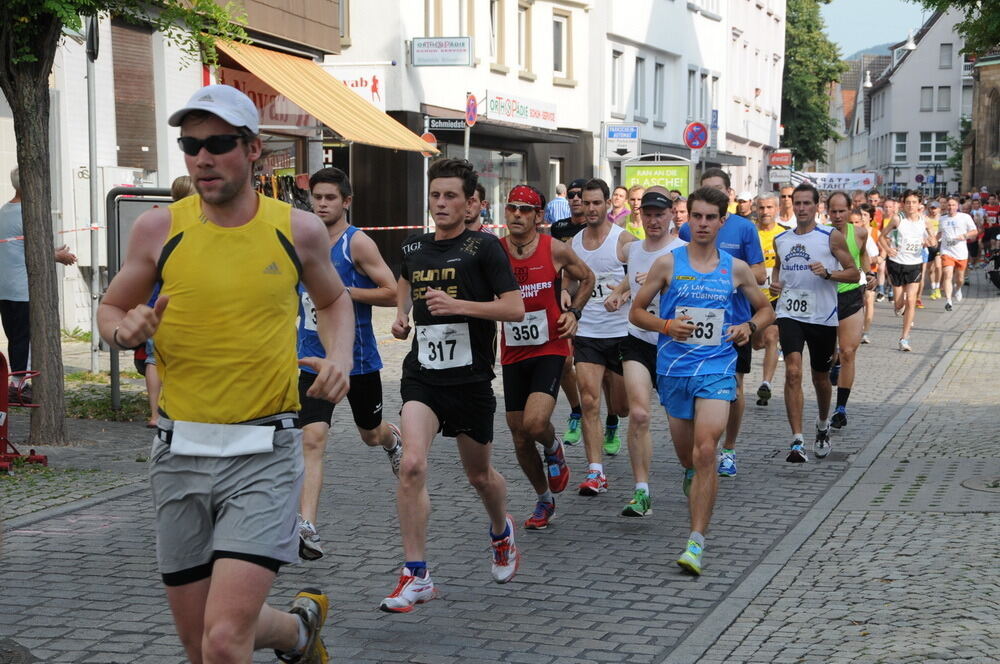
[725,0,785,194]
[868,9,968,193]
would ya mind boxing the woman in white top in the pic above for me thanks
[878,190,938,352]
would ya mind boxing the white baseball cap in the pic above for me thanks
[168,85,260,134]
[737,191,755,202]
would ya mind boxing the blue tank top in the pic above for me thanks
[656,247,738,378]
[297,225,382,375]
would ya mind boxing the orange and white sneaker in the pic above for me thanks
[379,568,435,613]
[490,515,519,583]
[578,470,608,496]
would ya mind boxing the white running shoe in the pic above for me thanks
[380,568,435,613]
[298,516,324,561]
[898,338,912,352]
[385,423,404,477]
[955,288,964,302]
[490,515,519,583]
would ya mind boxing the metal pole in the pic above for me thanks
[423,115,430,233]
[463,125,470,161]
[86,20,100,375]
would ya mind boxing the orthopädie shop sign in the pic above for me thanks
[485,91,557,130]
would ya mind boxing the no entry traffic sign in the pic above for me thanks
[683,122,709,150]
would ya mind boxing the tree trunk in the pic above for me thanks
[0,15,68,444]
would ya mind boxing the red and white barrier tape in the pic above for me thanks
[0,225,104,244]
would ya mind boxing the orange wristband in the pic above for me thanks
[661,318,673,335]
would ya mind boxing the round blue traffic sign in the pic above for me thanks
[684,122,709,150]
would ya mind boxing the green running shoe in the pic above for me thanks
[682,468,695,497]
[621,488,652,517]
[603,425,621,455]
[677,539,703,576]
[563,414,582,445]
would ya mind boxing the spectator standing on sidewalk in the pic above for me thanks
[543,183,570,225]
[0,167,76,404]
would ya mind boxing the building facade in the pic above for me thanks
[963,51,1000,193]
[866,10,971,197]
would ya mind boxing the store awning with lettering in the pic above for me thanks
[215,40,437,154]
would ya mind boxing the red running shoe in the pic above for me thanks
[544,442,570,493]
[578,471,608,496]
[524,500,555,530]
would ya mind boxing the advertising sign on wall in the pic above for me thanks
[623,163,692,195]
[485,91,557,130]
[218,67,315,128]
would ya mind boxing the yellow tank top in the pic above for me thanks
[624,213,645,240]
[155,193,301,423]
[757,224,783,301]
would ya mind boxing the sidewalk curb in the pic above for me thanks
[2,481,148,532]
[659,305,988,664]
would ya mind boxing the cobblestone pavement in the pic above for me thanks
[1,272,997,663]
[688,277,1000,664]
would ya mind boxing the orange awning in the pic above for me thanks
[216,40,437,154]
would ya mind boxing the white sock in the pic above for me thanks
[635,482,649,495]
[542,439,560,454]
[588,462,604,474]
[689,531,705,548]
[816,417,830,431]
[537,490,554,504]
[793,433,804,442]
[289,614,308,653]
[761,380,771,389]
[932,282,939,289]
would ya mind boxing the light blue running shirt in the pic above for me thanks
[656,247,738,377]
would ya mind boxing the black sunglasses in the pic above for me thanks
[506,203,537,213]
[567,190,583,199]
[177,134,245,156]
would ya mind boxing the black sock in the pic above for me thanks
[836,387,851,409]
[606,414,618,428]
[571,405,582,416]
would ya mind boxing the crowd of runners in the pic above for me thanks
[96,86,993,662]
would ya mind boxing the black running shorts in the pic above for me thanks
[620,334,657,380]
[887,261,922,287]
[502,354,565,412]
[400,377,495,444]
[298,370,384,431]
[573,335,625,374]
[837,288,864,320]
[777,318,837,373]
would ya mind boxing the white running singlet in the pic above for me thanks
[626,236,687,344]
[573,224,629,338]
[773,225,840,326]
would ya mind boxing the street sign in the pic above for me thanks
[683,122,709,150]
[420,132,437,158]
[769,150,793,167]
[915,174,925,183]
[605,123,640,161]
[465,95,478,127]
[428,118,466,131]
[769,168,792,184]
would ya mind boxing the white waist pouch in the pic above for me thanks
[170,421,275,457]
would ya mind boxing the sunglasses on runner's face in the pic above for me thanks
[567,190,583,199]
[177,134,245,156]
[506,203,537,213]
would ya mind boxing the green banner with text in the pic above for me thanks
[622,163,692,195]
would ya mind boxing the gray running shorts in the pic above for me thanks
[149,415,304,575]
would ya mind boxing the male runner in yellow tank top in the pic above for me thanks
[98,85,353,664]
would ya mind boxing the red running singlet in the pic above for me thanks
[500,233,570,364]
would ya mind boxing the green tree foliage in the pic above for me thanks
[0,2,245,443]
[782,0,847,167]
[908,1,1000,56]
[946,116,972,175]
